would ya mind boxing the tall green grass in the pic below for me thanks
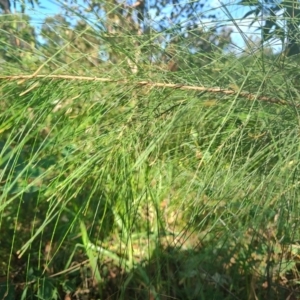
[1,6,300,300]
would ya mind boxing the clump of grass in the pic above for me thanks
[1,9,300,300]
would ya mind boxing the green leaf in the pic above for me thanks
[37,278,58,300]
[262,20,277,41]
[238,0,259,6]
[243,8,260,19]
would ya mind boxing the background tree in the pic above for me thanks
[0,0,233,74]
[0,0,40,13]
[239,0,300,57]
[0,13,37,69]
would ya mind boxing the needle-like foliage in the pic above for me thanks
[1,1,300,299]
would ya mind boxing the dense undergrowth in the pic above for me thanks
[1,2,300,299]
[1,55,300,299]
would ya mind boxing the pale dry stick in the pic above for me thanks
[0,74,296,107]
[13,260,90,288]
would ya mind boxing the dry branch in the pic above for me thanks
[0,74,297,107]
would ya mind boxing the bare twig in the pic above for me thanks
[0,74,297,107]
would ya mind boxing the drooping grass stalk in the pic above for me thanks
[1,4,300,299]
